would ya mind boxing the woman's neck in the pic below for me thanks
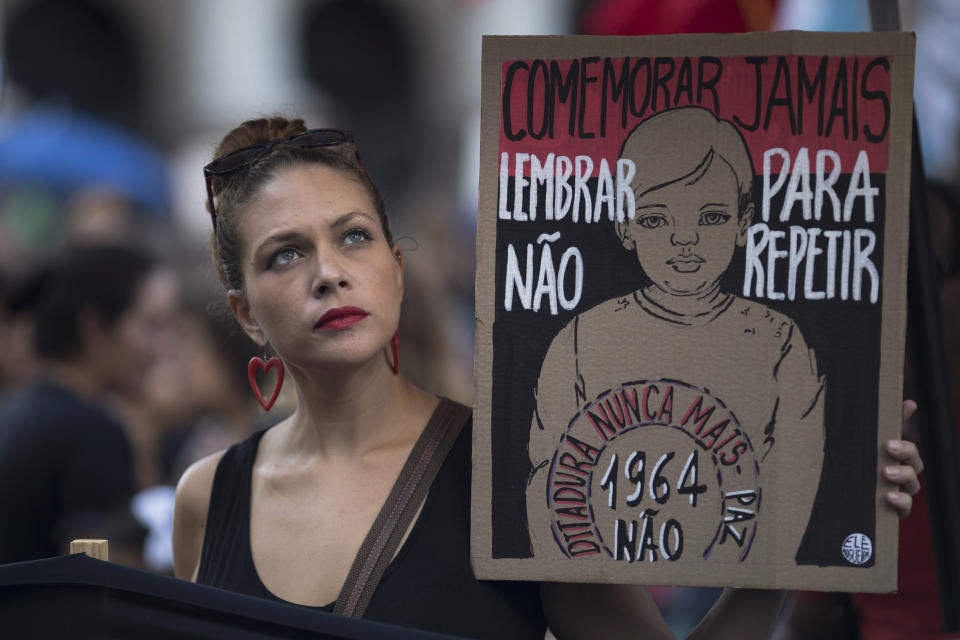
[278,357,432,460]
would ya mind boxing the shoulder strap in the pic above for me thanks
[333,397,471,618]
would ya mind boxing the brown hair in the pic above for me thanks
[207,116,392,290]
[619,106,755,221]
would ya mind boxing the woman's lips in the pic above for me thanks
[315,306,369,330]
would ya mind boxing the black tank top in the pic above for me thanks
[196,415,546,639]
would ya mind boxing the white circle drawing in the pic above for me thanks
[841,533,873,565]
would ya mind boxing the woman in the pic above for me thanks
[172,117,922,639]
[0,243,179,566]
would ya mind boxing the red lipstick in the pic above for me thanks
[315,306,369,330]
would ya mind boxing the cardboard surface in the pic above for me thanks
[472,32,914,592]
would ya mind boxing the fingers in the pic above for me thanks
[883,463,920,495]
[901,399,917,425]
[886,439,924,476]
[885,491,913,518]
[882,402,922,519]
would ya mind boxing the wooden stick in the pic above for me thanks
[69,539,108,561]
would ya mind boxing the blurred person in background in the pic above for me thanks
[160,274,275,484]
[95,264,269,575]
[0,269,38,392]
[0,243,178,566]
[397,251,473,405]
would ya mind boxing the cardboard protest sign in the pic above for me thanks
[473,32,915,592]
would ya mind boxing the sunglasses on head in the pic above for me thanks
[203,128,357,226]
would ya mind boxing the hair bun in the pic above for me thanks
[212,116,307,161]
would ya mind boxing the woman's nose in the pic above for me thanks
[312,251,349,295]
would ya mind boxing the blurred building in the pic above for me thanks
[0,0,572,232]
[0,0,579,401]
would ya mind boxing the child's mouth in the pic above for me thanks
[667,255,704,272]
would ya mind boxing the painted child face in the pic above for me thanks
[627,157,749,296]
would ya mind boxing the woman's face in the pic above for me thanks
[97,269,180,398]
[230,164,402,373]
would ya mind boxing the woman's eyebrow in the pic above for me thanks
[330,210,376,227]
[255,230,307,250]
[251,230,309,260]
[699,202,729,210]
[635,203,668,211]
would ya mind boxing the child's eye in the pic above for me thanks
[269,247,302,268]
[637,215,667,230]
[699,211,731,226]
[343,228,373,245]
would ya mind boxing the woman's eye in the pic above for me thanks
[270,248,301,267]
[699,211,731,226]
[343,228,372,245]
[637,215,667,230]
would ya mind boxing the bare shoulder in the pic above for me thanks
[175,449,226,517]
[172,448,227,580]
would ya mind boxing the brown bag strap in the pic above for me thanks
[333,397,471,618]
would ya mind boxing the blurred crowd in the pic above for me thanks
[0,0,482,575]
[0,0,956,639]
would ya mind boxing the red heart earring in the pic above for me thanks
[392,331,399,375]
[248,354,285,411]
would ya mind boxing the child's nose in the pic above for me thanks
[671,229,699,246]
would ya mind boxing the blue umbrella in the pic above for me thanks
[0,106,169,216]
